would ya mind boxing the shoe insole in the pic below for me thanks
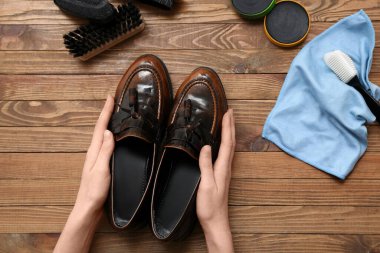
[112,137,153,228]
[154,149,200,238]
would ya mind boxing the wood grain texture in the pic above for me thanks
[1,74,380,101]
[1,177,380,206]
[1,49,379,74]
[2,152,380,180]
[1,233,380,253]
[238,124,380,152]
[1,205,380,234]
[1,22,380,51]
[0,100,103,126]
[0,179,80,206]
[0,126,94,152]
[0,100,273,126]
[2,99,377,127]
[0,50,297,74]
[1,124,380,152]
[0,206,72,233]
[0,74,285,100]
[0,0,379,25]
[0,153,85,179]
[229,206,380,234]
[229,179,380,206]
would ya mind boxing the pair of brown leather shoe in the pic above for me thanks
[106,55,228,240]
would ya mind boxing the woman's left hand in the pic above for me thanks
[75,95,115,215]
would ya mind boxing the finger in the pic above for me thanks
[85,95,114,168]
[93,130,115,173]
[198,145,215,188]
[91,95,114,149]
[215,110,234,169]
[229,109,236,166]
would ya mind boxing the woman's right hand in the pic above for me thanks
[196,109,235,253]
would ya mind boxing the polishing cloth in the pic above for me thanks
[262,10,380,180]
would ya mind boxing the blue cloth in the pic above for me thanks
[262,10,380,180]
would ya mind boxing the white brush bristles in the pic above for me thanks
[324,50,358,83]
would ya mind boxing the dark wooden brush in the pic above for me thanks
[54,0,115,23]
[140,0,173,9]
[63,1,145,61]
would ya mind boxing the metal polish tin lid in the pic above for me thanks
[232,0,310,47]
[264,0,310,47]
[232,0,276,19]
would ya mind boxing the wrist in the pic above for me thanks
[71,201,103,228]
[202,221,234,253]
[54,199,103,253]
[200,212,230,234]
[202,219,231,238]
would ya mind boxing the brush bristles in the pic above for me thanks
[324,50,357,84]
[63,1,144,60]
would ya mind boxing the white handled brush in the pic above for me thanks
[324,50,380,122]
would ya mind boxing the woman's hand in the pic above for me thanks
[196,109,235,253]
[54,95,115,253]
[75,95,115,215]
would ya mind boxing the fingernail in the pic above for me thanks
[201,144,209,150]
[104,130,113,139]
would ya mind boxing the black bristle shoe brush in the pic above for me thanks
[63,1,145,61]
[54,0,115,23]
[324,50,380,122]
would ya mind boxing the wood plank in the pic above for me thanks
[0,153,84,179]
[2,233,380,253]
[1,177,380,206]
[238,124,380,152]
[0,74,283,100]
[0,179,79,206]
[1,74,380,101]
[1,124,380,152]
[0,100,103,126]
[1,49,379,75]
[0,74,285,100]
[0,100,273,126]
[0,50,297,75]
[1,22,380,51]
[0,206,72,233]
[0,0,379,25]
[1,205,380,234]
[0,126,94,152]
[1,98,377,128]
[0,23,260,50]
[230,206,380,234]
[1,152,380,180]
[232,152,380,179]
[229,179,380,206]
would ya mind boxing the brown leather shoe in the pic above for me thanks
[106,54,172,230]
[151,67,228,240]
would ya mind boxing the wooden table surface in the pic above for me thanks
[1,0,380,252]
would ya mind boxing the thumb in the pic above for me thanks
[198,145,215,187]
[94,130,115,172]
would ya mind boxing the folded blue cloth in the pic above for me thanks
[262,10,380,180]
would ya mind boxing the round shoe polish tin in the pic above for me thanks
[264,0,310,47]
[231,0,276,19]
[232,0,310,47]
